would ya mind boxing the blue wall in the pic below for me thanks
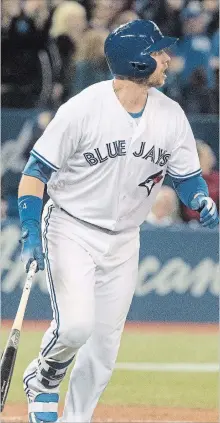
[1,220,219,322]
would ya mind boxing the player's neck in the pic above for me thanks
[113,79,149,114]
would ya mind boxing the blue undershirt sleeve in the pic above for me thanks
[23,155,55,184]
[172,175,209,208]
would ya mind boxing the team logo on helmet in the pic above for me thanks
[138,170,163,196]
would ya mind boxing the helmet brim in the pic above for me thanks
[144,36,178,54]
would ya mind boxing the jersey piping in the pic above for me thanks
[31,149,59,171]
[129,109,145,118]
[167,168,202,180]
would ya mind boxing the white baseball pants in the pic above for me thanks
[24,200,139,422]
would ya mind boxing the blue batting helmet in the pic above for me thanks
[104,20,178,79]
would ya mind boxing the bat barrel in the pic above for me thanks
[1,329,20,412]
[0,261,37,412]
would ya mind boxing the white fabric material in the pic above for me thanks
[32,80,200,231]
[29,402,58,412]
[30,413,37,423]
[24,79,201,422]
[25,203,139,422]
[166,106,200,178]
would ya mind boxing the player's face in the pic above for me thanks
[147,50,171,87]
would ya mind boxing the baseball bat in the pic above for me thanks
[1,260,37,412]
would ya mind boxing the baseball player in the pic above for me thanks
[18,20,219,423]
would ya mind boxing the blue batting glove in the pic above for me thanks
[20,221,45,272]
[190,194,219,229]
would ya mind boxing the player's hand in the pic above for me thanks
[20,221,45,272]
[190,194,219,229]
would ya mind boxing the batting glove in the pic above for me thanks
[20,221,45,272]
[190,194,219,229]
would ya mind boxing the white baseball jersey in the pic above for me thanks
[31,80,201,231]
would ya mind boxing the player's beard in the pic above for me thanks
[129,72,166,88]
[146,70,167,88]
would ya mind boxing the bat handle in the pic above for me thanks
[11,260,37,331]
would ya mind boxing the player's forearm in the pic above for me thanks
[18,175,44,229]
[18,157,53,228]
[18,174,45,273]
[172,175,209,208]
[18,175,45,199]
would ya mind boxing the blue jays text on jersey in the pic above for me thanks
[83,141,171,167]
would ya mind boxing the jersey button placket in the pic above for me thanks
[116,129,135,222]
